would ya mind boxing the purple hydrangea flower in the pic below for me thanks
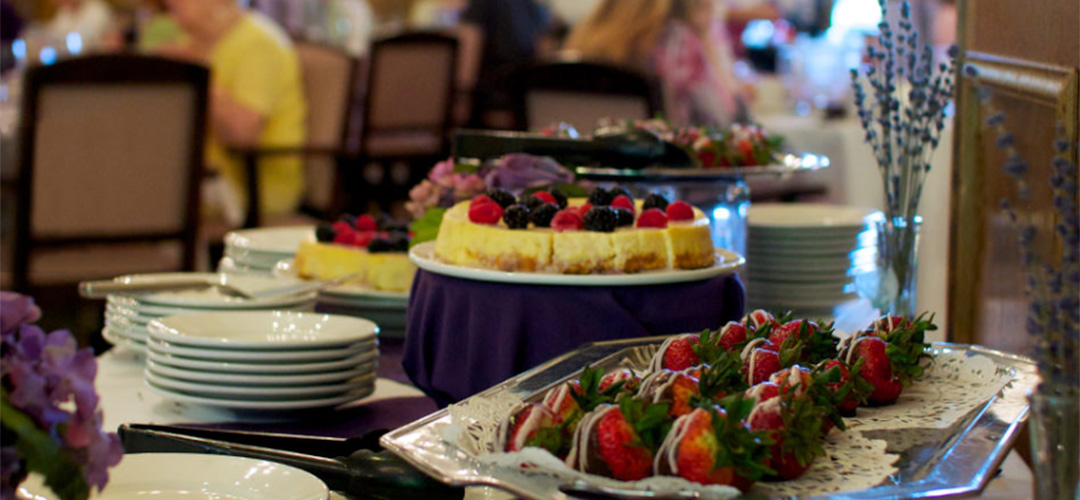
[483,154,575,192]
[0,292,124,497]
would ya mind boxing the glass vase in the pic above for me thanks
[857,215,922,317]
[1028,389,1080,500]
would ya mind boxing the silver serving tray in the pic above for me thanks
[575,152,830,182]
[380,338,1035,500]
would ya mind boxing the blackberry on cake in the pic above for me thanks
[529,204,558,227]
[517,193,543,211]
[587,187,615,206]
[583,206,617,232]
[486,188,516,208]
[503,204,531,229]
[613,208,634,227]
[643,193,670,211]
[549,187,568,208]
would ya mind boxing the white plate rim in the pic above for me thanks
[146,378,376,410]
[145,370,376,397]
[18,452,329,500]
[110,272,317,309]
[146,311,378,349]
[145,358,376,385]
[225,225,316,255]
[147,348,378,373]
[408,242,744,286]
[107,293,315,315]
[102,328,147,353]
[146,338,373,362]
[748,203,884,229]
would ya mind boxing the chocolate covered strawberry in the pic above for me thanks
[650,333,700,371]
[715,321,749,352]
[747,394,829,480]
[566,399,670,481]
[741,338,787,385]
[653,399,773,491]
[542,381,582,423]
[745,381,780,404]
[638,369,701,417]
[871,312,936,386]
[769,365,815,399]
[817,359,872,415]
[497,402,565,455]
[843,334,904,405]
[768,319,839,365]
[742,309,775,331]
[695,347,748,402]
[600,368,641,393]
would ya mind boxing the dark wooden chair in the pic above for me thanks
[348,31,459,213]
[236,40,361,228]
[510,60,664,132]
[6,54,208,293]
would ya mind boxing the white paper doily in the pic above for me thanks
[752,430,899,498]
[847,350,1013,431]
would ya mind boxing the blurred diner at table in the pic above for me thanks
[159,0,306,225]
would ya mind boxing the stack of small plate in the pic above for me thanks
[145,311,379,411]
[220,226,315,275]
[102,273,317,352]
[746,203,882,317]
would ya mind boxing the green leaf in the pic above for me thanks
[408,208,446,248]
[1,391,90,500]
[452,162,481,175]
[522,183,587,197]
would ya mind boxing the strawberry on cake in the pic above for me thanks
[433,187,716,274]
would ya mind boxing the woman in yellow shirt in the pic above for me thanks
[161,0,306,220]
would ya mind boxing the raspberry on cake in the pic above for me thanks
[433,190,716,274]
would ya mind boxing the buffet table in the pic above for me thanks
[95,339,1035,500]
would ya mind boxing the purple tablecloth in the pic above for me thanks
[403,270,745,406]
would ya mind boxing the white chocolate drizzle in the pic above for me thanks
[566,404,617,472]
[653,410,695,475]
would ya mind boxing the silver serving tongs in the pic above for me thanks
[118,424,463,500]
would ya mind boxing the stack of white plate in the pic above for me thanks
[220,226,315,275]
[102,273,317,352]
[145,311,379,411]
[746,203,882,317]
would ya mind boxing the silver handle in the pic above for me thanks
[78,279,213,299]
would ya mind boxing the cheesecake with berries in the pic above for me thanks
[433,188,715,274]
[293,214,416,292]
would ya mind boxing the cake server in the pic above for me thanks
[79,272,361,300]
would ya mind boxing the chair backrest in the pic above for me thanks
[361,31,458,155]
[293,41,359,212]
[511,61,663,132]
[295,41,358,150]
[13,54,208,290]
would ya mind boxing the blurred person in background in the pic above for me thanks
[653,0,749,127]
[45,0,122,52]
[136,0,185,52]
[562,0,671,73]
[160,0,306,223]
[460,0,554,127]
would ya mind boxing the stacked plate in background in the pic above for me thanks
[746,203,882,318]
[145,311,379,411]
[102,273,316,352]
[220,226,315,275]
